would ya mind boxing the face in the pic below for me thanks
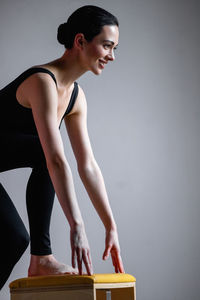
[81,25,119,75]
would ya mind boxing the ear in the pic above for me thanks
[74,33,86,50]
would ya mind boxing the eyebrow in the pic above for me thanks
[103,40,118,47]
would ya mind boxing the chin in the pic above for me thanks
[89,62,104,75]
[94,71,102,76]
[91,68,103,76]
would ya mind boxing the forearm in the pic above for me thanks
[47,158,83,229]
[78,160,117,231]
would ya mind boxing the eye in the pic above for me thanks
[103,44,112,49]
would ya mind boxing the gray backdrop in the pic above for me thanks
[0,0,199,299]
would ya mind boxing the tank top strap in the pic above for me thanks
[65,82,79,116]
[59,82,79,128]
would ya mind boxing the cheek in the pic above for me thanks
[89,45,104,58]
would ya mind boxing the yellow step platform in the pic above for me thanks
[10,273,136,300]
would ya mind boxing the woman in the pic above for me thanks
[0,5,124,289]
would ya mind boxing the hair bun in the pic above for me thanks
[57,23,68,45]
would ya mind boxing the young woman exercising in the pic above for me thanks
[0,5,124,289]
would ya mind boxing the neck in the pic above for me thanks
[46,50,88,88]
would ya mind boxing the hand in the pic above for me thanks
[70,224,93,275]
[102,229,125,273]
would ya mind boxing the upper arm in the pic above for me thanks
[24,73,66,164]
[64,86,95,167]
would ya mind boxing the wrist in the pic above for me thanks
[70,220,85,231]
[105,221,117,232]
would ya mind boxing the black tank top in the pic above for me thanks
[0,67,79,135]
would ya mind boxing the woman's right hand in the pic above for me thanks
[70,224,93,275]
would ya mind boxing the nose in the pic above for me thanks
[107,49,115,61]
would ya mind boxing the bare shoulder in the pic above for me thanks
[17,72,58,109]
[21,72,57,97]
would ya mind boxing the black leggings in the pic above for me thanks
[0,131,55,289]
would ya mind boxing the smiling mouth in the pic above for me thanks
[99,60,107,68]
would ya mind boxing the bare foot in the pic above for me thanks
[28,254,78,277]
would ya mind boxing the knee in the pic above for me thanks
[2,229,30,270]
[9,228,30,259]
[18,230,30,255]
[11,231,30,266]
[0,232,30,290]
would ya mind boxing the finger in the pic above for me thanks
[103,245,112,260]
[115,251,125,273]
[113,250,125,273]
[87,249,92,266]
[118,257,125,273]
[111,252,118,273]
[71,248,76,268]
[82,250,93,275]
[87,250,93,274]
[76,249,83,275]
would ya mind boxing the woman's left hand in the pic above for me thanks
[102,229,125,273]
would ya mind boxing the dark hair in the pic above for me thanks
[57,5,119,49]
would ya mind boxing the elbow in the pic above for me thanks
[46,153,69,173]
[77,158,98,177]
